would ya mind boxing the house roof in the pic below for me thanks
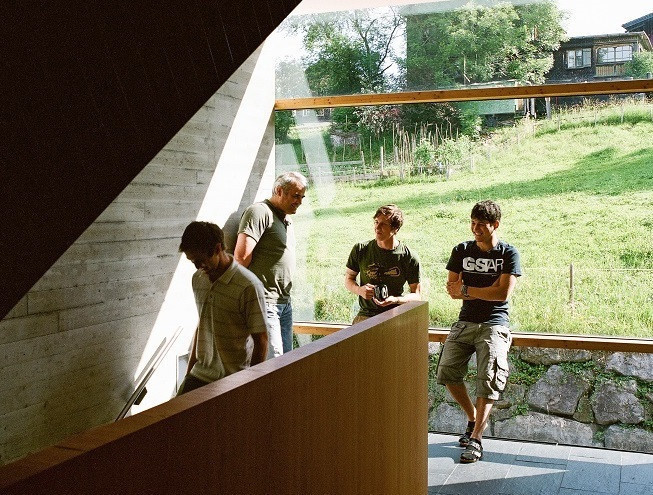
[623,12,653,30]
[561,32,652,52]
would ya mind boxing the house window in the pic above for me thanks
[597,45,633,63]
[566,49,591,68]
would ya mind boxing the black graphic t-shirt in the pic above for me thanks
[346,240,421,317]
[446,240,522,326]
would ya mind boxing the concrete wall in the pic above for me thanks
[0,44,276,466]
[1,1,302,321]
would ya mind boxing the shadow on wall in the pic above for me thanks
[222,116,272,253]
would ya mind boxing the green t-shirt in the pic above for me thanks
[238,200,294,304]
[346,240,421,317]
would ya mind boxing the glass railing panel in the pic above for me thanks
[278,95,653,338]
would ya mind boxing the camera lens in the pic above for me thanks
[374,284,388,301]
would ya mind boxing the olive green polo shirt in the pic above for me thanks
[238,200,295,304]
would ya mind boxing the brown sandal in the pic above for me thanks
[459,421,475,447]
[460,438,483,463]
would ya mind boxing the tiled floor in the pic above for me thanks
[428,433,653,495]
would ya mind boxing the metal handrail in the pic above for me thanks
[116,325,184,421]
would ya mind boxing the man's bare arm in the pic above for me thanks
[374,282,421,307]
[250,332,268,366]
[186,327,198,374]
[234,233,258,268]
[344,268,375,299]
[447,271,517,301]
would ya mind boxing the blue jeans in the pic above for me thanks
[266,302,293,358]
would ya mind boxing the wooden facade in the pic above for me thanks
[547,33,652,84]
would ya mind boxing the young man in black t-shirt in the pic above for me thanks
[437,200,521,463]
[344,204,421,324]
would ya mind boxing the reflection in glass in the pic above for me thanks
[275,0,652,98]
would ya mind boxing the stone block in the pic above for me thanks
[604,424,653,453]
[428,402,467,434]
[527,365,591,416]
[520,347,592,365]
[427,342,440,355]
[494,411,597,446]
[491,404,522,422]
[606,352,653,382]
[592,380,644,425]
[495,382,526,409]
[592,379,644,425]
[572,393,595,423]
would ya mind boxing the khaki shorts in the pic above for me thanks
[352,314,371,325]
[436,321,512,400]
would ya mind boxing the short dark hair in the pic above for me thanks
[374,204,404,231]
[179,221,224,256]
[471,200,501,223]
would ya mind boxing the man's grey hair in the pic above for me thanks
[272,171,308,195]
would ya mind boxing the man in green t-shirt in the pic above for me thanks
[234,172,308,357]
[345,204,421,324]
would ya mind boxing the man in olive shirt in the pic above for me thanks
[234,172,308,357]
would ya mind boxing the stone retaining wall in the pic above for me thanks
[428,343,653,453]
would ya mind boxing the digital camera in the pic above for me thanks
[374,284,389,301]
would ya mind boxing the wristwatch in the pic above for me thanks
[460,284,469,297]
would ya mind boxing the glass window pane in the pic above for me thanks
[276,94,653,338]
[567,50,576,68]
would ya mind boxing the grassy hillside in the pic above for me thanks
[291,102,653,337]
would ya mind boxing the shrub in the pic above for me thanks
[274,110,295,142]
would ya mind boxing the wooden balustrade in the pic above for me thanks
[0,302,429,495]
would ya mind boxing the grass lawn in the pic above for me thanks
[289,102,653,337]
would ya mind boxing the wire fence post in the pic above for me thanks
[380,145,384,177]
[569,262,575,308]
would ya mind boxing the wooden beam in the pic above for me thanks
[294,322,653,353]
[275,79,653,110]
[293,321,344,335]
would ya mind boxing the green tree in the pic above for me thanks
[330,107,359,133]
[404,1,566,88]
[288,8,404,96]
[274,110,295,142]
[276,59,311,99]
[624,52,653,79]
[399,103,463,139]
[355,105,401,136]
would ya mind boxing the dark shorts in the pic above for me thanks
[436,321,511,400]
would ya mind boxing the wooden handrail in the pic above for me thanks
[294,322,653,353]
[275,79,653,110]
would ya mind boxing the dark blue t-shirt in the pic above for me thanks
[446,240,522,326]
